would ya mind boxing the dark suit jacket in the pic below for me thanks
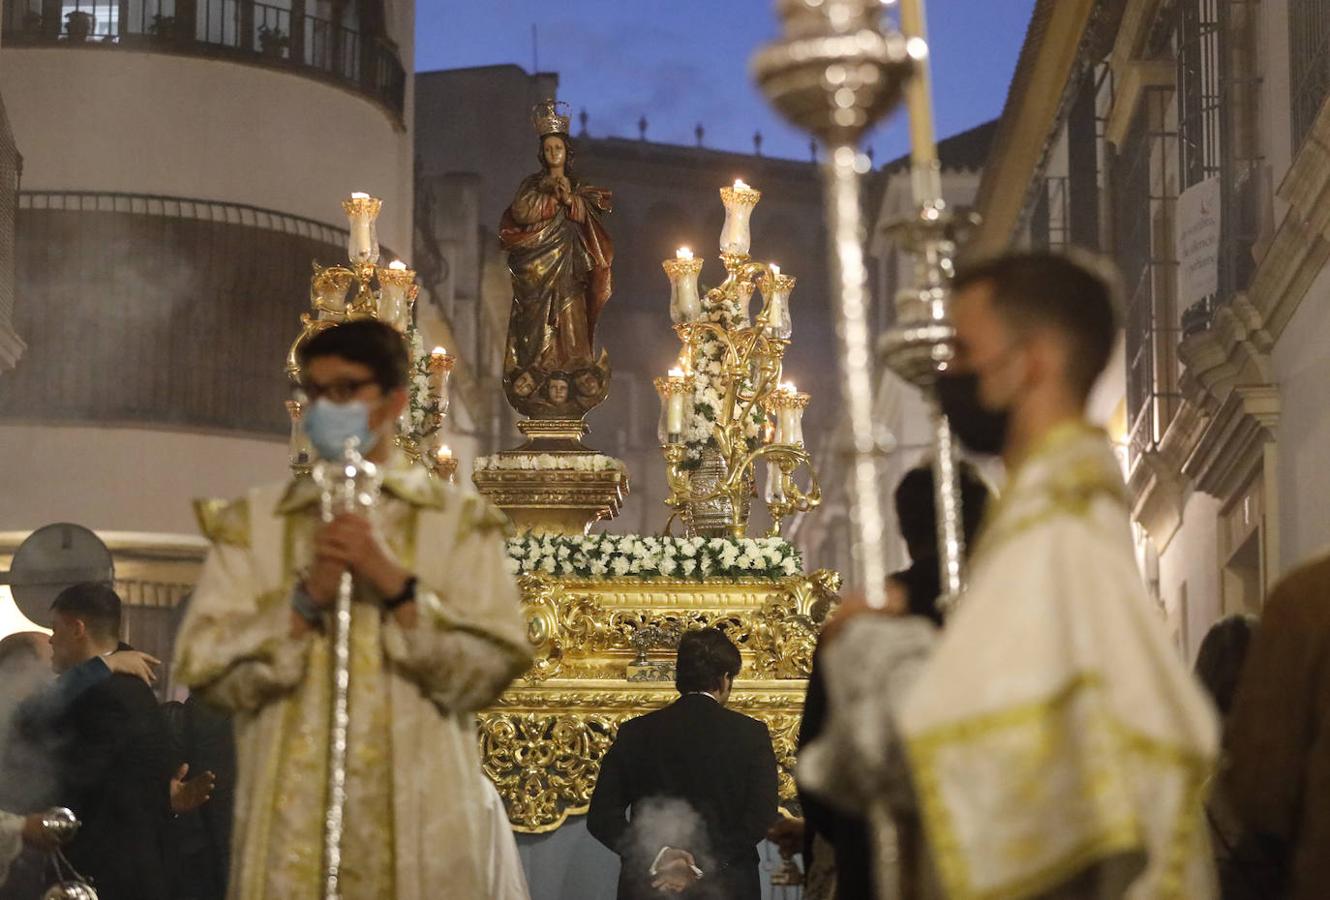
[53,664,174,900]
[586,693,780,900]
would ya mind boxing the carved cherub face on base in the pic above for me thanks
[546,375,571,405]
[512,370,538,398]
[574,370,603,398]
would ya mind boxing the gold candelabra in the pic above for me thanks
[657,182,820,538]
[285,193,457,482]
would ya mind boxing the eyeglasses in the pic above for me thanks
[295,376,379,404]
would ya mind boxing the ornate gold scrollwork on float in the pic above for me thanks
[480,570,841,833]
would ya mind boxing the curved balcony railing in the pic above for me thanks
[3,0,405,122]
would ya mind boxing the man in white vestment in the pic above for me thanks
[174,320,533,900]
[803,252,1218,898]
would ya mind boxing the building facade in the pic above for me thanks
[971,0,1330,659]
[0,0,416,670]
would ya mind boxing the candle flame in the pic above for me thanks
[733,179,751,191]
[388,259,408,271]
[436,444,453,459]
[781,381,797,394]
[350,191,371,200]
[676,247,693,260]
[431,346,447,356]
[906,37,929,61]
[668,367,685,379]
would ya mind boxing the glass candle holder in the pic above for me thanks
[765,458,786,503]
[377,260,417,331]
[428,347,454,419]
[719,180,761,256]
[760,268,796,339]
[286,398,313,471]
[663,248,704,324]
[654,370,691,444]
[342,192,383,266]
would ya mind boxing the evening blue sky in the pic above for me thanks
[416,1,1037,163]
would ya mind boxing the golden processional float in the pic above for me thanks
[278,0,968,883]
[281,188,837,849]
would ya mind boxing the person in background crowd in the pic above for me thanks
[1225,551,1330,899]
[588,628,779,899]
[772,464,992,899]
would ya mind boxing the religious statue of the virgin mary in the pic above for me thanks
[499,100,614,420]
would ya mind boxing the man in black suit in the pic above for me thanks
[47,583,174,900]
[588,627,779,899]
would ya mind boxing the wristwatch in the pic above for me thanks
[383,576,418,612]
[290,581,323,625]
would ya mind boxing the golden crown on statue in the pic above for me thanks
[531,99,571,137]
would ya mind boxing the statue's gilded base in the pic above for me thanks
[479,570,841,833]
[472,446,629,536]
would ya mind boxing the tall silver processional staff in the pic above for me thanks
[754,3,971,891]
[311,440,382,900]
[752,0,969,609]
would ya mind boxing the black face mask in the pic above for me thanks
[935,371,1010,456]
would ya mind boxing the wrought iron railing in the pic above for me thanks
[2,0,405,120]
[1291,0,1330,151]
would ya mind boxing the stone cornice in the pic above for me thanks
[1248,101,1330,341]
[1183,385,1279,499]
[1129,397,1206,551]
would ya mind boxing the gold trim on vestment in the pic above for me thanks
[905,674,1212,900]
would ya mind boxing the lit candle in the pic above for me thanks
[377,259,415,331]
[666,367,686,435]
[776,382,798,443]
[899,2,942,202]
[342,192,382,266]
[719,179,761,256]
[663,247,704,323]
[433,444,456,483]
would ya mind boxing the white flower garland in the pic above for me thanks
[474,453,626,474]
[504,534,802,580]
[405,326,441,442]
[682,292,765,470]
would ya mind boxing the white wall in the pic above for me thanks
[1157,489,1222,661]
[2,49,413,250]
[1273,265,1330,575]
[0,423,288,536]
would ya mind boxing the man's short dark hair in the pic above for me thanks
[1194,614,1258,716]
[50,582,122,641]
[298,319,409,393]
[953,251,1121,400]
[675,628,742,694]
[895,463,993,557]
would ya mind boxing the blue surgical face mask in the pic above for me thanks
[304,398,380,461]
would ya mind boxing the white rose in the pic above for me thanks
[682,558,698,576]
[611,557,631,576]
[589,560,608,576]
